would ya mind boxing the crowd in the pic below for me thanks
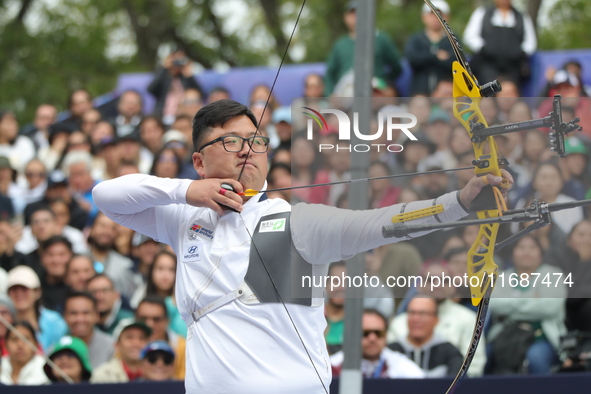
[0,0,590,387]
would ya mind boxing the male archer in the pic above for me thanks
[93,99,512,393]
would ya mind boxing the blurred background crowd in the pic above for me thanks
[1,0,591,387]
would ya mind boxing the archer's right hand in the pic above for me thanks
[186,179,244,215]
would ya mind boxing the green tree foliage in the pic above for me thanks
[537,0,591,50]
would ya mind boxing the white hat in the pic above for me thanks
[162,129,187,146]
[422,0,450,15]
[7,265,41,290]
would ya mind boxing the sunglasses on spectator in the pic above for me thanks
[146,352,174,365]
[137,315,166,323]
[362,329,386,338]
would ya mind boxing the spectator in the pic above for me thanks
[64,255,96,292]
[488,235,566,374]
[266,162,291,201]
[110,90,143,137]
[463,0,537,84]
[48,199,88,253]
[0,295,16,356]
[147,49,202,125]
[80,109,102,139]
[12,159,48,215]
[87,212,137,299]
[393,133,436,188]
[418,110,456,172]
[207,86,230,104]
[150,147,182,179]
[57,89,94,133]
[0,111,36,173]
[331,309,425,378]
[271,106,292,150]
[88,120,114,151]
[324,1,402,96]
[368,161,400,208]
[134,296,185,380]
[24,170,88,232]
[406,1,455,95]
[62,292,114,369]
[0,220,25,272]
[95,137,121,181]
[139,115,166,157]
[176,88,203,118]
[117,133,152,174]
[137,341,175,382]
[6,266,67,352]
[43,335,93,383]
[129,234,161,309]
[291,134,322,203]
[21,104,58,152]
[91,321,151,383]
[38,236,73,312]
[171,114,193,144]
[559,137,590,199]
[162,130,198,180]
[0,157,18,216]
[87,274,133,335]
[62,151,99,224]
[0,321,50,385]
[389,297,463,377]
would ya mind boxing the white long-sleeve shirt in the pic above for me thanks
[93,174,468,393]
[463,6,537,56]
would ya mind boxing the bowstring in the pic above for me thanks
[233,1,329,393]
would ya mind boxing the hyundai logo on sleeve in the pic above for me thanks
[183,244,200,260]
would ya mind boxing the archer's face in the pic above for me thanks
[193,115,268,192]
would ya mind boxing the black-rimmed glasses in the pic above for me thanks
[198,135,270,153]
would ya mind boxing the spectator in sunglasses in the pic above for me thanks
[138,341,175,382]
[330,309,425,379]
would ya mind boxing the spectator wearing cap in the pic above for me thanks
[0,111,36,174]
[163,129,198,180]
[62,292,114,369]
[23,170,89,231]
[0,220,25,272]
[91,321,151,383]
[6,265,68,352]
[324,1,402,96]
[405,1,455,96]
[62,151,99,224]
[463,0,537,85]
[0,320,50,385]
[137,341,175,382]
[87,212,137,300]
[0,294,16,356]
[272,106,292,150]
[38,236,74,312]
[108,90,144,138]
[559,137,590,201]
[44,335,93,383]
[87,274,133,335]
[132,296,185,379]
[64,255,96,292]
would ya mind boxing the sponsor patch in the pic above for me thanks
[259,218,286,233]
[183,242,201,261]
[188,222,214,240]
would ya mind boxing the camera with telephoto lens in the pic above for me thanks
[558,331,591,372]
[173,57,189,67]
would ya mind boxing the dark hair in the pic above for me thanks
[267,162,291,185]
[64,291,98,312]
[192,99,258,152]
[146,251,177,297]
[120,89,144,106]
[140,115,165,134]
[5,320,38,345]
[407,297,439,316]
[444,247,469,261]
[40,235,73,253]
[363,308,388,330]
[67,89,91,111]
[149,146,182,178]
[137,295,168,319]
[86,273,114,289]
[173,114,193,124]
[30,205,55,220]
[65,254,95,277]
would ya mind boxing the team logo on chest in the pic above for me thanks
[188,222,214,241]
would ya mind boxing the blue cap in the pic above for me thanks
[428,109,450,124]
[272,106,292,124]
[141,340,175,360]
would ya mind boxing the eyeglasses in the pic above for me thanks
[362,329,386,338]
[198,135,270,153]
[146,352,174,365]
[89,287,113,295]
[137,315,166,324]
[407,310,437,318]
[25,172,46,178]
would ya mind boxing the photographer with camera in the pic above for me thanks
[147,49,203,125]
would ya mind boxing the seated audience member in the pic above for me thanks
[389,298,463,377]
[150,146,182,179]
[331,309,425,379]
[64,255,96,292]
[62,292,114,369]
[137,341,175,382]
[48,198,88,253]
[39,236,73,312]
[87,274,133,335]
[0,321,50,385]
[110,90,143,137]
[87,212,137,300]
[6,266,67,352]
[207,86,231,104]
[129,234,162,309]
[91,321,151,383]
[0,295,16,356]
[488,235,566,374]
[43,335,92,383]
[19,206,60,275]
[11,159,48,215]
[132,296,185,379]
[62,151,100,224]
[0,220,25,272]
[387,260,486,377]
[549,220,591,332]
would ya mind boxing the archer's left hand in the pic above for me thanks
[459,169,514,209]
